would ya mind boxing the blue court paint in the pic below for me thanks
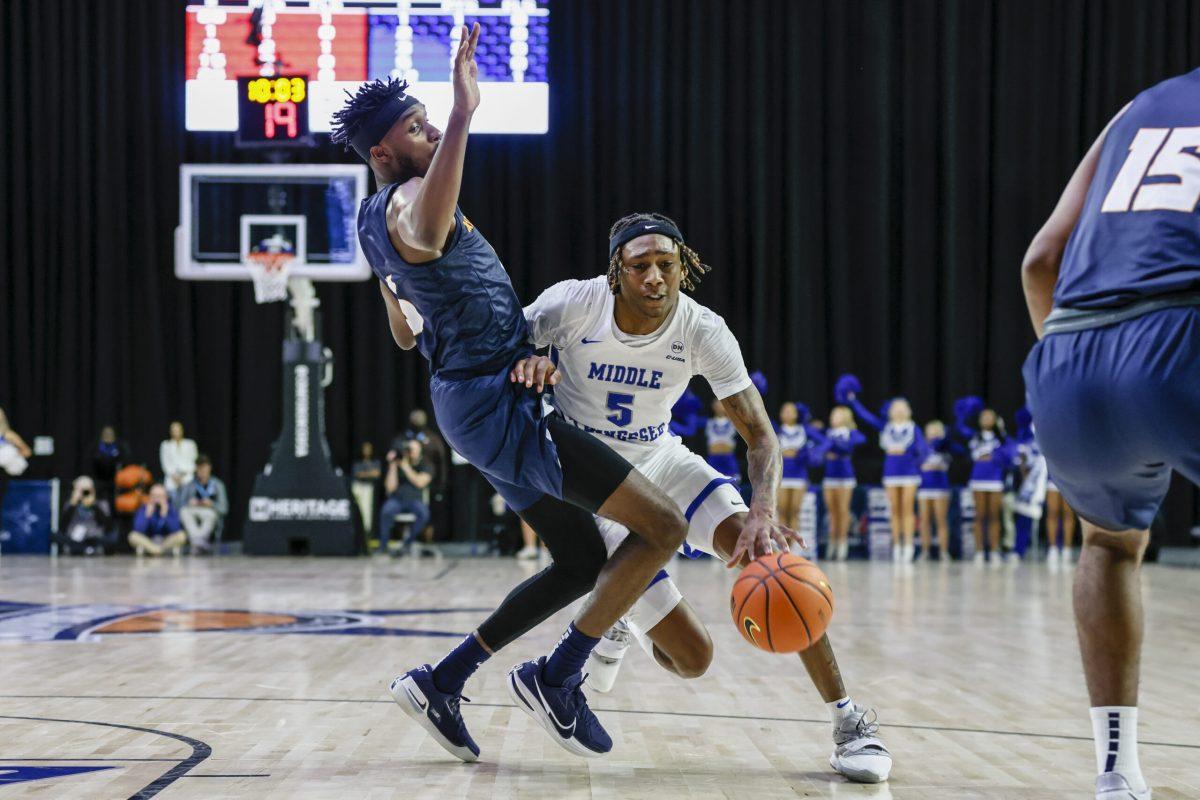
[0,766,116,785]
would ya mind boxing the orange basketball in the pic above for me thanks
[730,553,834,653]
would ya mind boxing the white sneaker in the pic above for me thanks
[839,541,850,561]
[891,546,901,563]
[1047,547,1061,566]
[973,551,985,566]
[904,543,915,562]
[1095,772,1151,799]
[830,706,892,783]
[1063,548,1076,565]
[1006,551,1021,565]
[585,619,632,693]
[516,545,539,560]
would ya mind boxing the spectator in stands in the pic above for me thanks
[400,409,448,493]
[178,455,228,554]
[352,442,382,536]
[378,439,432,554]
[128,484,187,556]
[397,409,450,544]
[91,425,132,504]
[160,420,197,506]
[56,476,117,555]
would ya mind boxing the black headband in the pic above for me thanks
[350,91,422,161]
[608,219,684,260]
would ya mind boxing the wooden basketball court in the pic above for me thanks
[1,555,1197,798]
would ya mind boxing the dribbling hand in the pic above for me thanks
[726,507,805,568]
[452,23,481,115]
[509,356,560,393]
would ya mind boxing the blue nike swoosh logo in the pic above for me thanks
[836,699,851,708]
[581,338,601,345]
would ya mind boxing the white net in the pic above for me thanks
[246,251,294,303]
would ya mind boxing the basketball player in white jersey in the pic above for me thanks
[512,213,892,783]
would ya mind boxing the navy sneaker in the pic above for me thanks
[389,665,479,762]
[507,656,612,758]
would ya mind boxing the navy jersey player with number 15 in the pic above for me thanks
[331,24,689,762]
[1021,67,1200,800]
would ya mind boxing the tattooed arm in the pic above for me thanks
[721,385,801,565]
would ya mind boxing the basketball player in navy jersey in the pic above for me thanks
[512,212,892,783]
[1022,68,1200,800]
[331,25,691,761]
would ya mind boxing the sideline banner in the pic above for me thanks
[0,479,59,554]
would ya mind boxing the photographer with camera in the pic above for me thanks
[55,476,117,555]
[377,439,432,555]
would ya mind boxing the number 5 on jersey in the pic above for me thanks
[606,392,634,427]
[1102,126,1200,213]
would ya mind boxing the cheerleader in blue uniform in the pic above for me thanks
[917,420,956,561]
[705,398,740,482]
[958,406,1011,565]
[822,405,866,561]
[847,393,926,562]
[775,401,819,535]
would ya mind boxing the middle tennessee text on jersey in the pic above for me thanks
[524,276,753,464]
[586,363,665,390]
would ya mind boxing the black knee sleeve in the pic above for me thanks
[474,495,609,651]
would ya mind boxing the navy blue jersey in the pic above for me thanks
[358,184,530,376]
[1054,69,1200,310]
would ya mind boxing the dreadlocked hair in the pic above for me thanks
[606,212,712,295]
[329,77,410,150]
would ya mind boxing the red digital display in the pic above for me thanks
[264,101,299,139]
[236,76,311,147]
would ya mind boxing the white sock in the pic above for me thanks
[1090,706,1146,792]
[828,696,856,725]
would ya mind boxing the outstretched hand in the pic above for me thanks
[510,355,560,393]
[726,507,805,568]
[452,23,481,114]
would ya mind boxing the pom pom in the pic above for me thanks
[750,370,768,396]
[834,374,862,404]
[954,395,984,424]
[672,389,703,420]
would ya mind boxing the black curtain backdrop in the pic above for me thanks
[2,0,1198,541]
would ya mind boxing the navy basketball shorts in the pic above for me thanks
[431,363,632,513]
[1022,306,1200,531]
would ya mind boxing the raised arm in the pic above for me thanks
[721,386,801,565]
[5,430,32,459]
[1022,105,1126,337]
[846,395,882,432]
[390,23,481,256]
[912,426,928,460]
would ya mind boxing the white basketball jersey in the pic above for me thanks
[524,276,752,464]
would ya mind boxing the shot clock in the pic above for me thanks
[236,76,312,147]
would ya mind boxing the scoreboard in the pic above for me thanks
[237,76,312,147]
[186,1,550,136]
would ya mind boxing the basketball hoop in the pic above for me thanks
[246,250,294,303]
